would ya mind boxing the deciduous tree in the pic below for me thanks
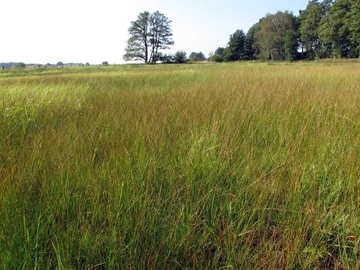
[214,47,225,56]
[189,52,206,62]
[255,11,298,61]
[245,22,261,59]
[299,0,324,59]
[174,50,188,63]
[209,54,223,62]
[223,29,246,61]
[318,0,352,58]
[124,11,174,64]
[349,0,360,56]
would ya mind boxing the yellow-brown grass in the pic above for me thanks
[1,62,360,269]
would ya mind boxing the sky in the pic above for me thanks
[1,0,310,65]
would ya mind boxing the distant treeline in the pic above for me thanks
[210,0,360,62]
[0,62,91,70]
[0,62,26,69]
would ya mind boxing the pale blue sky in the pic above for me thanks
[1,0,310,64]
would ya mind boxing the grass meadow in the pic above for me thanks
[1,62,360,269]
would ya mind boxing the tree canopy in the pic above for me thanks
[124,1,359,63]
[124,11,174,64]
[214,0,360,62]
[174,50,188,63]
[223,29,246,61]
[254,11,298,61]
[189,52,206,62]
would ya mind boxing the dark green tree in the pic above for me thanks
[318,0,352,58]
[124,11,174,64]
[299,0,325,59]
[244,22,261,60]
[149,11,175,62]
[284,16,301,61]
[349,0,360,57]
[124,11,150,63]
[158,53,174,63]
[209,54,223,62]
[174,50,188,63]
[214,47,225,56]
[284,30,299,61]
[223,29,246,61]
[189,52,206,62]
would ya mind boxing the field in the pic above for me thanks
[1,62,360,269]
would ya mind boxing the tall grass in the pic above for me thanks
[1,62,360,269]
